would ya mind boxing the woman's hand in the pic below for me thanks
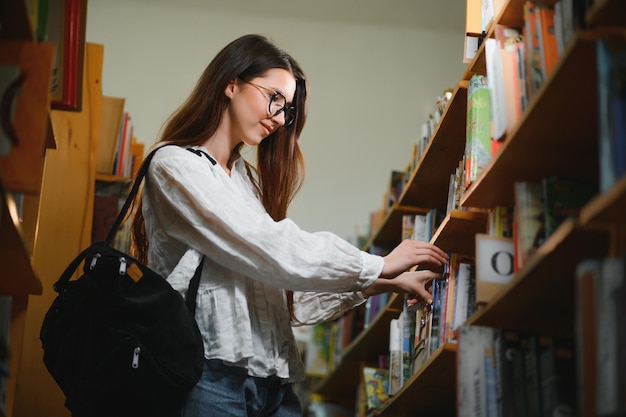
[380,239,448,279]
[364,269,442,304]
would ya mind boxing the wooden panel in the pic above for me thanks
[580,175,626,226]
[13,43,103,417]
[0,41,54,193]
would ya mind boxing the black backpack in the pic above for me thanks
[40,145,214,417]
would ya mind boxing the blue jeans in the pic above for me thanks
[180,359,303,417]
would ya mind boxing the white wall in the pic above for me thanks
[86,0,467,243]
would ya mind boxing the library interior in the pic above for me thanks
[1,0,625,416]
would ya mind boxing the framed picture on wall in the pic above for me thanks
[46,0,87,111]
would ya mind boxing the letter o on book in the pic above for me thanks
[490,251,514,276]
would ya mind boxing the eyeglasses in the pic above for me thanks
[241,79,296,127]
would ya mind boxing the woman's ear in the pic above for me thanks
[224,79,237,99]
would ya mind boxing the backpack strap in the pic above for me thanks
[100,144,216,314]
[182,148,216,315]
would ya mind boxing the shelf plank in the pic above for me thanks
[376,343,457,417]
[579,175,626,226]
[431,209,489,255]
[461,32,601,209]
[0,190,42,295]
[467,218,610,337]
[400,81,468,209]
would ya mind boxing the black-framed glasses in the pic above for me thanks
[241,79,296,127]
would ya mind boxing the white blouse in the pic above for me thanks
[142,145,384,382]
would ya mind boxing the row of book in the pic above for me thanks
[506,176,595,273]
[303,307,365,379]
[457,325,577,417]
[368,88,454,241]
[457,251,626,417]
[465,0,618,192]
[96,95,143,178]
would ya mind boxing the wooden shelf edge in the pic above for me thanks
[432,209,489,255]
[579,175,626,225]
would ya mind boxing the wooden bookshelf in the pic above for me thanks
[317,0,626,415]
[400,81,468,210]
[461,31,601,209]
[363,81,469,251]
[314,294,403,400]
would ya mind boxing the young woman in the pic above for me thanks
[131,34,448,417]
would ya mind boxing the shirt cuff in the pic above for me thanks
[358,251,383,289]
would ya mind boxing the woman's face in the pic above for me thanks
[227,68,296,147]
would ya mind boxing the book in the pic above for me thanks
[400,300,416,385]
[388,318,402,395]
[304,323,331,378]
[524,1,543,99]
[493,328,523,417]
[575,259,599,416]
[485,38,507,142]
[362,367,389,411]
[534,2,558,79]
[452,260,474,332]
[513,181,544,272]
[595,255,626,416]
[465,74,492,188]
[521,334,549,417]
[495,24,525,132]
[539,338,577,417]
[541,176,597,240]
[597,38,626,193]
[412,306,429,373]
[442,255,457,344]
[96,96,125,174]
[413,213,429,242]
[457,325,497,417]
[475,234,515,305]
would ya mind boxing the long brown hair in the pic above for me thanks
[130,34,308,314]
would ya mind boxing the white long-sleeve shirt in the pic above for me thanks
[142,145,384,382]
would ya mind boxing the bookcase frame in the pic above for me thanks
[313,0,626,416]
